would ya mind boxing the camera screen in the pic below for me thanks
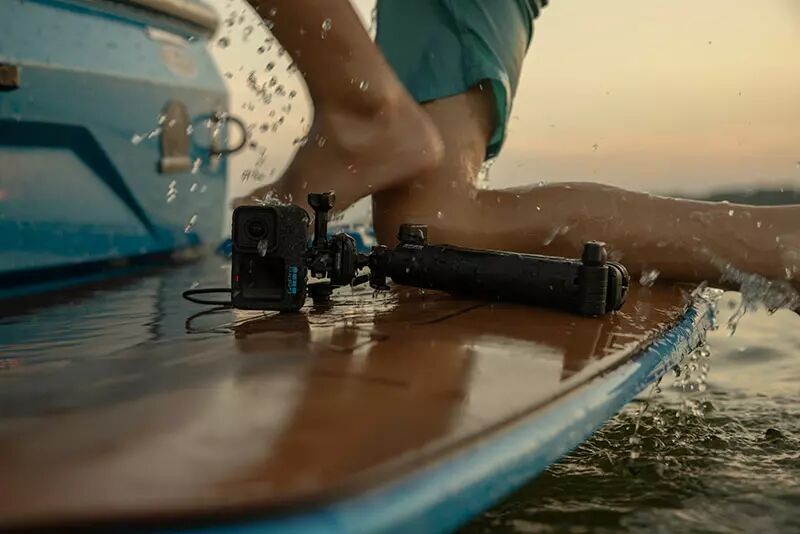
[234,207,278,252]
[239,257,285,300]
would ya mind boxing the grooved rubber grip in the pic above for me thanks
[371,243,613,316]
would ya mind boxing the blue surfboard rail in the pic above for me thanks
[174,295,713,534]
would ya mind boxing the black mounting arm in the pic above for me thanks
[303,193,629,315]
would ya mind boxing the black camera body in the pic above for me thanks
[231,204,310,311]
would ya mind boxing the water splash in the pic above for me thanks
[257,238,270,257]
[719,263,800,334]
[477,159,496,189]
[166,180,178,203]
[131,125,161,145]
[543,225,570,246]
[640,269,661,287]
[321,18,332,39]
[184,213,198,233]
[255,190,287,207]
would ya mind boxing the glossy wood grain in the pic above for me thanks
[0,283,692,528]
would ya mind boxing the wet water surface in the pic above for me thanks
[466,296,800,533]
[1,259,796,531]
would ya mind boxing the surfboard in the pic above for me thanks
[0,259,714,532]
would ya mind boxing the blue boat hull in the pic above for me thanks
[0,0,228,297]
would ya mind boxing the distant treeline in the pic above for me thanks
[678,188,800,206]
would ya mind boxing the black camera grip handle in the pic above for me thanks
[370,238,627,316]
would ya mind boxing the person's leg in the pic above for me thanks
[239,0,443,209]
[373,1,800,298]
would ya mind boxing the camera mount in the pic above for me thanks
[186,192,629,315]
[300,192,629,315]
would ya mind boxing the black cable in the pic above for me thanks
[184,306,234,334]
[182,287,233,306]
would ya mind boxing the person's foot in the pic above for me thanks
[235,87,444,212]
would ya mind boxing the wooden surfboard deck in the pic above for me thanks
[0,268,713,532]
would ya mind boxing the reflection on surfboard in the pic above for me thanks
[0,266,701,527]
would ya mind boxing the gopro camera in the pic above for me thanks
[231,204,310,311]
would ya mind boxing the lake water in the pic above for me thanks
[2,260,798,531]
[467,295,800,532]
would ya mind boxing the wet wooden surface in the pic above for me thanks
[0,281,692,527]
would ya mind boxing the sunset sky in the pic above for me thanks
[209,0,800,206]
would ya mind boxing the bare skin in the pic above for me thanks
[241,2,800,312]
[374,89,800,294]
[241,0,443,208]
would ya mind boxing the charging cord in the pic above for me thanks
[182,288,233,306]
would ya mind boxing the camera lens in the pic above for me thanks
[246,219,267,239]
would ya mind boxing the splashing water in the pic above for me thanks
[184,213,198,233]
[321,18,332,38]
[131,125,161,145]
[257,238,270,257]
[166,180,178,203]
[719,263,800,334]
[543,225,570,246]
[255,190,287,207]
[477,159,496,189]
[639,269,661,287]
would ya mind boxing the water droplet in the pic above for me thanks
[592,143,599,151]
[317,135,327,148]
[200,185,207,193]
[189,182,198,192]
[728,209,735,216]
[268,7,277,16]
[321,18,332,38]
[257,46,265,54]
[166,180,178,203]
[358,80,369,91]
[639,269,661,287]
[266,62,275,71]
[756,221,762,229]
[436,211,443,220]
[257,237,270,256]
[242,25,253,39]
[217,37,230,48]
[184,214,197,233]
[130,134,144,145]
